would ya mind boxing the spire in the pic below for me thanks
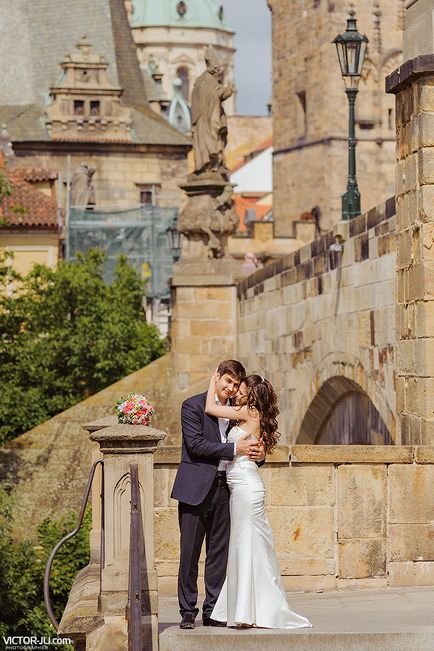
[168,78,191,133]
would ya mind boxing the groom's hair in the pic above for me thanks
[217,359,246,382]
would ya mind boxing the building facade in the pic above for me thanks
[269,0,404,235]
[0,0,190,210]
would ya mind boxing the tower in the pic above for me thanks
[269,0,404,235]
[126,0,236,114]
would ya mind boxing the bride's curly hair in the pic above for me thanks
[238,375,280,453]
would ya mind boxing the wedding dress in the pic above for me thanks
[211,426,312,629]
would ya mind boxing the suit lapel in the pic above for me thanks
[208,414,222,441]
[200,392,222,441]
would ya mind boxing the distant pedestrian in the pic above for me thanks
[241,252,262,277]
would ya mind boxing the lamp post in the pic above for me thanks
[333,10,368,220]
[166,218,183,262]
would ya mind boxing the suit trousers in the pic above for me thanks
[178,474,230,618]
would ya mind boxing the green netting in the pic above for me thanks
[67,206,178,299]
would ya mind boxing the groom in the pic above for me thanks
[171,359,265,629]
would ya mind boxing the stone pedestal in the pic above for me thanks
[90,424,165,650]
[177,178,239,260]
[386,3,434,444]
[171,265,239,390]
[58,419,166,651]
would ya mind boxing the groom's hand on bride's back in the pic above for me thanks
[249,438,266,462]
[236,434,265,460]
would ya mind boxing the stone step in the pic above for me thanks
[160,627,434,651]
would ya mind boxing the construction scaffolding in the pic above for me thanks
[67,205,178,299]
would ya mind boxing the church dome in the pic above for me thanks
[130,0,231,31]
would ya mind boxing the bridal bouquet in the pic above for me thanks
[115,393,154,426]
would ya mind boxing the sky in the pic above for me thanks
[219,0,272,116]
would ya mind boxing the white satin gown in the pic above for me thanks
[211,426,312,629]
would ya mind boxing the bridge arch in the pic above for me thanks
[297,375,393,445]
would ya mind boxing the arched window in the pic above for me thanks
[176,66,189,102]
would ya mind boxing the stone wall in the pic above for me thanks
[153,444,434,593]
[269,0,403,234]
[14,150,188,209]
[237,197,397,444]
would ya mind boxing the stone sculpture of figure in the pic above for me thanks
[190,45,234,177]
[71,162,96,208]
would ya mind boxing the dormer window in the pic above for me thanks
[90,101,101,116]
[47,39,132,141]
[74,100,85,115]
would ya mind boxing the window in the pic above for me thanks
[177,66,189,102]
[74,100,85,115]
[136,183,160,206]
[140,188,153,205]
[387,108,393,130]
[296,90,307,137]
[90,101,101,116]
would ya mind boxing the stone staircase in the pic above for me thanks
[159,588,434,651]
[160,628,434,651]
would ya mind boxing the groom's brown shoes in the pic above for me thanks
[202,616,226,627]
[180,613,196,629]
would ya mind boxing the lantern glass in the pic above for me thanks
[333,12,368,90]
[166,222,183,259]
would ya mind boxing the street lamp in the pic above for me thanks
[166,218,183,262]
[333,10,368,220]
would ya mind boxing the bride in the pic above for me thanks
[205,371,312,629]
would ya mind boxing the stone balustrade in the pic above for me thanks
[152,444,434,593]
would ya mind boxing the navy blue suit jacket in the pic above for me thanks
[171,392,234,506]
[171,391,264,506]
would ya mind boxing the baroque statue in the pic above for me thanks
[190,45,234,179]
[177,47,239,261]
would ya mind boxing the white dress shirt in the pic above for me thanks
[215,394,236,472]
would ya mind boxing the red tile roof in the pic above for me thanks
[11,167,58,183]
[0,170,59,229]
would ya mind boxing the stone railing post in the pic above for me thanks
[386,0,434,444]
[171,267,239,390]
[88,422,166,651]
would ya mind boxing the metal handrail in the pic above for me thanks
[128,463,143,651]
[43,458,104,630]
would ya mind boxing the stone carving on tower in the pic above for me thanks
[176,46,239,261]
[46,37,132,142]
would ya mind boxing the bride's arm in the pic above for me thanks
[205,372,249,420]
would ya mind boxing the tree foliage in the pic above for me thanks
[0,483,91,649]
[0,249,166,444]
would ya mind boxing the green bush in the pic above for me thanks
[0,249,166,444]
[0,483,91,650]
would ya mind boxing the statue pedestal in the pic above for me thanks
[171,263,240,390]
[177,177,239,260]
